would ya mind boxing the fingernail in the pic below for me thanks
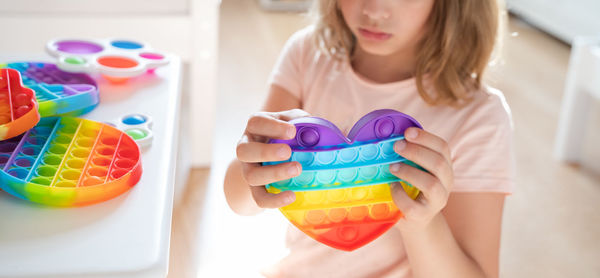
[286,193,296,204]
[405,128,418,139]
[277,146,289,159]
[287,164,299,176]
[390,163,401,172]
[395,140,406,152]
[287,126,295,138]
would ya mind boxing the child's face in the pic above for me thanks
[338,0,434,56]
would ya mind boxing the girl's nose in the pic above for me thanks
[362,1,391,20]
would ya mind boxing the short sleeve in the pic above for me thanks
[448,88,516,194]
[267,26,313,100]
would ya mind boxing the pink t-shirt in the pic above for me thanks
[264,26,515,278]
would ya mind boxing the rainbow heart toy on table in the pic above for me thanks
[1,62,99,117]
[265,109,423,251]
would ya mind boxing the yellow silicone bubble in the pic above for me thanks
[351,187,368,200]
[66,159,85,169]
[327,189,346,203]
[75,138,94,148]
[81,128,99,138]
[71,148,91,159]
[60,170,82,181]
[55,181,76,188]
[304,190,325,205]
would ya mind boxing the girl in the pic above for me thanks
[224,0,514,277]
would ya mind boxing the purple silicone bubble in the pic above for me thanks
[2,132,29,171]
[63,84,97,97]
[20,63,97,87]
[269,109,423,151]
[55,40,104,54]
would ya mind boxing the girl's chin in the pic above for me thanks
[356,41,399,57]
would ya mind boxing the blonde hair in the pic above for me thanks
[311,0,504,106]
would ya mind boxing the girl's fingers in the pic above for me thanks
[394,140,453,190]
[403,127,452,162]
[242,161,301,186]
[390,182,421,217]
[389,163,448,206]
[268,109,311,122]
[250,186,296,208]
[246,113,297,140]
[237,139,292,163]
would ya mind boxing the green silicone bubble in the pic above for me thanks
[64,56,86,65]
[125,129,147,140]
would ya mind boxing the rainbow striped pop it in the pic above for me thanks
[266,109,422,251]
[0,117,142,206]
[0,69,40,140]
[1,62,99,117]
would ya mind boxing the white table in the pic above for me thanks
[554,36,600,162]
[0,55,183,277]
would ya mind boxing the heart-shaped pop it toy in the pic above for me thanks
[1,62,99,117]
[0,117,142,206]
[265,109,423,251]
[0,69,40,140]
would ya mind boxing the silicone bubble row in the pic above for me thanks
[6,62,94,86]
[0,117,139,188]
[0,121,55,181]
[265,137,405,171]
[269,162,421,191]
[279,184,405,227]
[3,62,99,117]
[294,201,401,228]
[282,182,419,211]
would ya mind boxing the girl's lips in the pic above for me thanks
[358,28,392,41]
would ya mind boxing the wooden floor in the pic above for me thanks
[167,1,600,277]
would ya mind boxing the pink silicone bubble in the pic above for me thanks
[55,40,104,54]
[139,52,164,60]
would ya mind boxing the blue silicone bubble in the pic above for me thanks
[122,114,147,125]
[111,40,144,50]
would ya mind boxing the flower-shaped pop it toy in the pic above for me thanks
[0,69,40,140]
[46,39,169,83]
[265,109,423,251]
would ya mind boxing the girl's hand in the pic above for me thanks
[389,127,454,232]
[236,109,310,209]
